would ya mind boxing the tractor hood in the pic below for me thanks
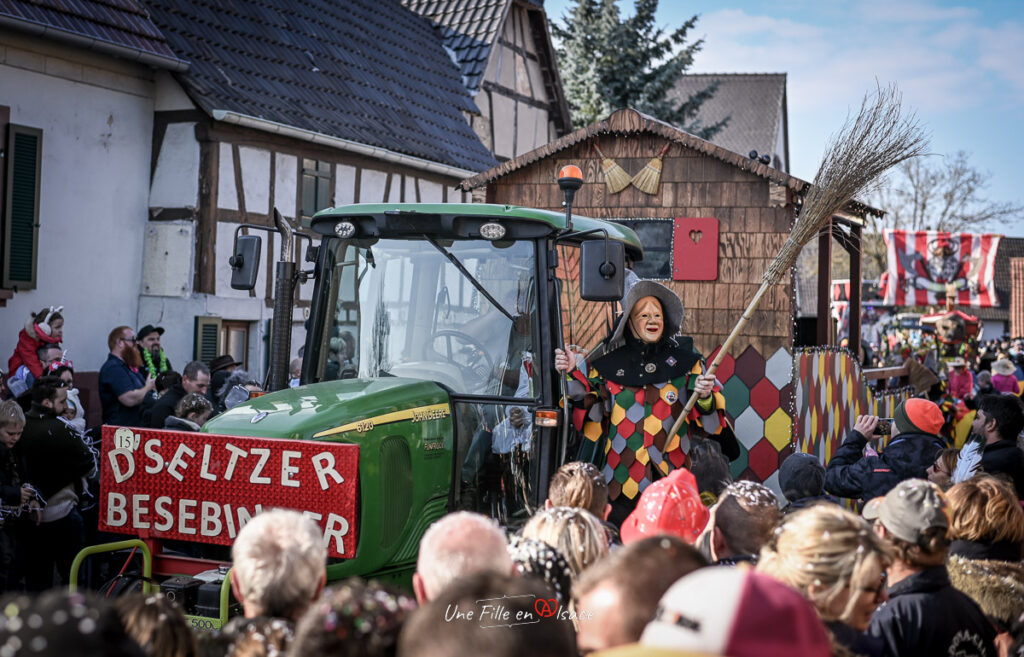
[202,377,451,441]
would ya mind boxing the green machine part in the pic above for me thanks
[203,377,455,583]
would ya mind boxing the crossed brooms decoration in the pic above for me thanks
[593,142,672,195]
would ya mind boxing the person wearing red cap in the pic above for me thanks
[619,468,709,545]
[824,398,945,503]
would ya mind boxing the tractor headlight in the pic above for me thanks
[334,221,356,238]
[479,222,506,240]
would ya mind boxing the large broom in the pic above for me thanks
[665,83,928,451]
[593,143,632,194]
[632,142,672,195]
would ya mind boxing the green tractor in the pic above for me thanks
[80,182,641,627]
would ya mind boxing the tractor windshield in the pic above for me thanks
[313,237,538,398]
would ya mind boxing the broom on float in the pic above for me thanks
[665,82,929,450]
[632,142,672,194]
[593,143,632,194]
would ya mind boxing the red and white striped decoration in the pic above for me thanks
[883,230,1001,307]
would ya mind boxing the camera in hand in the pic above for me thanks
[874,418,893,435]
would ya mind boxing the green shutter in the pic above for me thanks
[3,125,42,290]
[194,316,222,363]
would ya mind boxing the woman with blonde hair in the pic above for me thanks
[757,504,891,657]
[946,475,1024,639]
[521,506,609,580]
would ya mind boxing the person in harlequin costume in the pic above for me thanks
[555,281,739,526]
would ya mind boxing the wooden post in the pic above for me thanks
[816,219,833,345]
[850,223,862,359]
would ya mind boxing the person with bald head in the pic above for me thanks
[412,511,513,603]
[556,281,739,525]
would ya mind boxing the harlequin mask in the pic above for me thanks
[629,296,664,344]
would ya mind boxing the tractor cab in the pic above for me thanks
[299,203,641,524]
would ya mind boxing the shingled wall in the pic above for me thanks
[485,132,796,358]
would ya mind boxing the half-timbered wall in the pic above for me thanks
[475,4,558,160]
[142,83,471,375]
[486,133,795,359]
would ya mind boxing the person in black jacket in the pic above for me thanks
[778,452,839,513]
[971,394,1024,498]
[16,376,96,590]
[824,398,945,503]
[0,400,39,592]
[147,360,210,429]
[868,479,997,657]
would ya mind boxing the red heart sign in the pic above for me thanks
[534,597,558,618]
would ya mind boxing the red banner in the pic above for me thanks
[883,230,1001,307]
[99,426,359,558]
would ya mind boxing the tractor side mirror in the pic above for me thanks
[229,234,262,290]
[580,239,625,301]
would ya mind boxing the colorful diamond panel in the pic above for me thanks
[794,347,914,465]
[708,345,794,500]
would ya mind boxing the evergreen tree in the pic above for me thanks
[552,0,727,137]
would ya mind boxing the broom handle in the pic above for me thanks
[666,280,773,442]
[593,143,607,159]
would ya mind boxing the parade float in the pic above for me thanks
[81,92,933,625]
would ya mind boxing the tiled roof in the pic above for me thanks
[140,0,497,173]
[402,0,508,91]
[993,237,1024,308]
[0,0,184,68]
[462,107,809,192]
[668,73,787,170]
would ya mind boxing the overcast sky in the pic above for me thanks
[544,0,1024,235]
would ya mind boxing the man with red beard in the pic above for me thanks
[99,325,155,427]
[556,281,738,525]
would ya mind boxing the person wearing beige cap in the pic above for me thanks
[824,399,945,504]
[990,357,1020,394]
[867,479,997,657]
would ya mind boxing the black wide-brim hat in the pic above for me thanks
[606,280,684,352]
[137,324,164,339]
[210,354,243,373]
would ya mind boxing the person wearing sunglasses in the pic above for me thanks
[757,503,891,657]
[48,360,85,433]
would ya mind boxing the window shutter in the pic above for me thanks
[194,316,222,364]
[3,125,42,290]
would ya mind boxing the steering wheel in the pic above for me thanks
[432,329,495,385]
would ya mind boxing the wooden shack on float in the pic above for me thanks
[460,107,900,496]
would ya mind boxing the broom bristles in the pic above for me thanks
[763,82,928,286]
[665,82,929,447]
[632,156,664,194]
[600,157,632,194]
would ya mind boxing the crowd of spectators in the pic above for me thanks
[0,313,271,595]
[4,425,1024,656]
[2,311,1023,657]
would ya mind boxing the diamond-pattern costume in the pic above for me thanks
[571,349,733,502]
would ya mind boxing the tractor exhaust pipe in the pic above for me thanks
[268,209,296,392]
